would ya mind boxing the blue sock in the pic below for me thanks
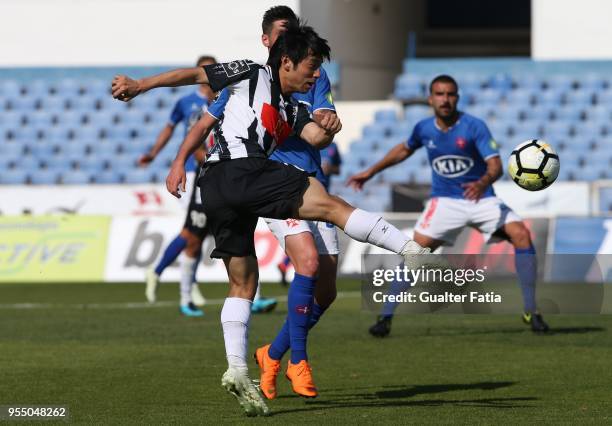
[269,302,327,361]
[154,235,187,276]
[287,273,316,363]
[515,245,537,313]
[381,270,412,319]
[191,251,202,283]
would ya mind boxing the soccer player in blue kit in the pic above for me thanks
[348,75,549,336]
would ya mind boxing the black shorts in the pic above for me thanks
[183,176,210,239]
[198,157,310,258]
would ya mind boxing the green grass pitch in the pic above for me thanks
[1,280,610,424]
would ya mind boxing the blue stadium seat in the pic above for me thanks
[26,111,55,127]
[585,105,611,122]
[71,125,102,141]
[117,109,150,126]
[504,89,534,106]
[0,141,25,157]
[14,155,41,171]
[74,155,107,173]
[38,95,68,111]
[110,154,138,171]
[492,105,522,121]
[534,89,564,107]
[579,74,607,91]
[488,74,513,92]
[595,91,612,106]
[0,169,28,184]
[512,74,542,91]
[404,105,431,123]
[541,122,572,140]
[374,109,398,124]
[564,90,594,107]
[43,153,74,170]
[29,140,58,157]
[103,124,133,140]
[82,79,109,97]
[394,74,424,99]
[362,123,387,140]
[123,168,156,183]
[470,88,501,106]
[85,110,116,128]
[43,127,72,144]
[94,170,122,184]
[30,169,60,184]
[61,170,92,184]
[12,126,39,143]
[55,78,83,98]
[553,106,583,122]
[67,95,97,111]
[27,80,51,99]
[60,140,89,157]
[55,111,84,127]
[508,120,541,138]
[1,80,22,98]
[572,122,604,139]
[89,141,119,157]
[1,111,25,126]
[97,97,131,114]
[522,106,554,121]
[545,75,574,92]
[466,105,493,120]
[7,95,38,111]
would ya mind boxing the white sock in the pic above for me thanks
[220,297,252,371]
[179,254,196,306]
[254,281,261,302]
[344,208,409,254]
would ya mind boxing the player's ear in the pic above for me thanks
[281,55,292,71]
[262,33,270,48]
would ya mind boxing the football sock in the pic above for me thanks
[268,302,327,361]
[190,251,202,284]
[287,273,316,363]
[154,235,187,276]
[220,297,251,372]
[179,254,196,306]
[344,209,409,254]
[381,272,412,318]
[515,244,537,313]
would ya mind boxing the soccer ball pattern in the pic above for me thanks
[507,139,560,191]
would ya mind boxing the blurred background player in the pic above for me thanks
[277,140,342,286]
[348,74,549,336]
[139,55,213,316]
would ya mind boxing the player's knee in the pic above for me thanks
[511,224,532,248]
[293,248,319,276]
[185,235,202,256]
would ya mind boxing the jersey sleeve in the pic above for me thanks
[405,122,423,150]
[168,99,183,126]
[207,88,229,120]
[203,60,257,92]
[312,68,335,112]
[293,102,314,137]
[473,119,499,160]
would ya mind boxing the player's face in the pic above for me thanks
[262,19,289,49]
[429,82,459,119]
[283,54,322,93]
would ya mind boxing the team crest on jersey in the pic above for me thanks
[221,60,252,77]
[455,137,467,149]
[261,103,292,145]
[432,155,474,177]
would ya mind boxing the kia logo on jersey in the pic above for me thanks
[432,155,474,177]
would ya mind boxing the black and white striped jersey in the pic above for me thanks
[203,60,312,163]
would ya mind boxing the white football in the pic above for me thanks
[507,139,560,191]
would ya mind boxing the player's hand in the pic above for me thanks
[314,111,342,135]
[461,181,486,201]
[111,75,141,102]
[138,153,155,167]
[346,170,373,191]
[166,162,186,198]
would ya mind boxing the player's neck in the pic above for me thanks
[435,113,459,132]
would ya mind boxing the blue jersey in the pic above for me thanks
[268,67,335,185]
[406,112,499,199]
[319,142,342,190]
[169,91,210,171]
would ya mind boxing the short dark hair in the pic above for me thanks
[266,23,330,70]
[429,74,458,93]
[262,5,299,35]
[196,55,216,66]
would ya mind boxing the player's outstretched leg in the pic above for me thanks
[146,234,188,303]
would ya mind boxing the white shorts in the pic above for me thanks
[180,171,197,210]
[415,196,522,245]
[264,218,340,255]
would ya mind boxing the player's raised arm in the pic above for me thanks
[166,113,217,198]
[347,143,414,191]
[111,67,208,102]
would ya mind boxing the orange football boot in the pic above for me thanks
[254,344,281,399]
[285,360,318,398]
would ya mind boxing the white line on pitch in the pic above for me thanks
[0,291,361,310]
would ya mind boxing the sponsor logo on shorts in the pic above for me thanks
[286,219,300,228]
[432,155,474,178]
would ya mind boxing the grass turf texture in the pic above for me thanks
[1,281,610,424]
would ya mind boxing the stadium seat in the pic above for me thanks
[470,88,501,106]
[123,168,156,183]
[1,110,25,126]
[522,106,554,121]
[488,74,513,92]
[82,79,109,97]
[535,89,564,107]
[579,74,607,91]
[29,169,60,185]
[55,111,84,127]
[0,169,28,185]
[564,90,594,107]
[404,105,431,123]
[0,141,25,157]
[28,79,51,99]
[38,95,69,111]
[88,141,119,157]
[94,170,123,184]
[61,170,92,184]
[1,80,23,98]
[55,78,83,98]
[553,106,584,121]
[117,109,150,126]
[102,124,133,140]
[29,140,58,157]
[545,75,574,92]
[585,105,611,122]
[44,154,74,171]
[67,95,97,111]
[362,123,387,140]
[71,125,102,142]
[73,155,107,173]
[595,91,612,106]
[85,110,116,127]
[512,74,543,91]
[26,110,55,127]
[12,126,40,143]
[7,96,38,111]
[374,109,398,124]
[504,89,534,106]
[492,105,522,121]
